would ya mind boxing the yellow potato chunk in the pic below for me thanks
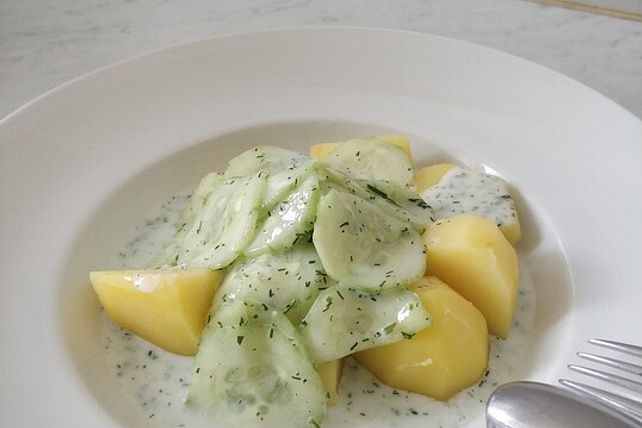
[316,359,344,406]
[415,163,522,245]
[310,135,412,160]
[414,163,457,193]
[91,269,222,355]
[499,220,521,246]
[423,214,519,338]
[355,277,488,401]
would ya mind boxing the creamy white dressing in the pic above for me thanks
[421,167,518,229]
[100,183,536,427]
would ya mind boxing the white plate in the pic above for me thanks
[1,28,641,427]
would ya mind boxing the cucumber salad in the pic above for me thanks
[165,139,432,427]
[91,136,528,427]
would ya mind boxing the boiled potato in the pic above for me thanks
[415,163,521,245]
[423,214,519,338]
[310,135,412,160]
[91,269,222,355]
[414,163,458,193]
[498,219,521,246]
[355,276,488,401]
[316,359,344,406]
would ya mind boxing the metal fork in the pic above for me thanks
[560,339,642,426]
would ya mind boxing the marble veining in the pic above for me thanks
[1,0,641,119]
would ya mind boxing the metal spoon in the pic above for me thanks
[486,381,641,428]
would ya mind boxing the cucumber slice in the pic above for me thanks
[180,172,221,226]
[312,189,426,291]
[216,242,333,325]
[359,179,434,231]
[224,145,316,209]
[225,146,309,176]
[262,160,316,210]
[188,301,326,428]
[245,173,321,256]
[150,172,222,268]
[299,286,431,363]
[320,137,414,188]
[156,172,266,269]
[321,167,434,232]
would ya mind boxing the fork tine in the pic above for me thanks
[559,379,642,424]
[590,339,642,358]
[578,352,642,376]
[568,364,642,394]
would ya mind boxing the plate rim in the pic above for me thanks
[1,26,640,129]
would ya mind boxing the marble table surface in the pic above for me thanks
[1,0,641,120]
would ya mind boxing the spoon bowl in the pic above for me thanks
[486,381,640,428]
